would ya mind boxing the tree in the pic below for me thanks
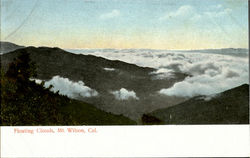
[6,50,37,81]
[1,50,70,125]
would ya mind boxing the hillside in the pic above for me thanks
[1,47,188,121]
[1,51,136,125]
[60,99,136,125]
[0,41,24,54]
[143,84,249,124]
[1,79,136,125]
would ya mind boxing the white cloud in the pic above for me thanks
[111,88,139,100]
[201,93,219,101]
[159,5,198,21]
[103,67,115,71]
[149,68,175,80]
[205,8,232,18]
[100,9,120,20]
[70,49,248,98]
[159,5,233,22]
[33,76,98,99]
[158,58,248,97]
[31,78,43,84]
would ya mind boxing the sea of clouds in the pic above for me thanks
[67,49,249,98]
[31,76,98,99]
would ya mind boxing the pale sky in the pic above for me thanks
[1,0,248,49]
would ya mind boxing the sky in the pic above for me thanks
[1,0,248,49]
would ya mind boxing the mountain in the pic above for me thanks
[184,48,249,57]
[1,52,136,125]
[1,46,248,124]
[1,47,188,121]
[0,41,24,54]
[59,98,137,125]
[143,84,249,124]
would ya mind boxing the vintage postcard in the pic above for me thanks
[0,0,249,157]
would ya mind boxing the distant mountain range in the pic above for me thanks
[1,42,249,124]
[67,47,249,57]
[0,41,24,54]
[1,41,248,57]
[143,84,249,124]
[183,48,249,57]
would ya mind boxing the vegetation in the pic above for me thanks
[141,114,163,125]
[0,50,136,125]
[143,84,249,124]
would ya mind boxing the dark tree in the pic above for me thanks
[6,50,37,80]
[1,51,70,125]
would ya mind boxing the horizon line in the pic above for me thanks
[1,41,249,51]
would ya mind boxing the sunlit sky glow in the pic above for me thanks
[1,0,248,49]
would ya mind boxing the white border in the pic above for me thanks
[1,125,249,157]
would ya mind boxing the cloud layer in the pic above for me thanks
[71,49,249,97]
[33,76,98,99]
[158,54,248,97]
[111,88,139,100]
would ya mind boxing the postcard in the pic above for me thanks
[0,0,249,157]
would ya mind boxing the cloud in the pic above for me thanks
[32,76,98,99]
[159,5,233,22]
[32,78,43,84]
[158,60,248,97]
[159,5,197,21]
[204,8,232,18]
[111,88,139,100]
[103,67,115,71]
[149,68,175,80]
[201,93,220,101]
[100,9,120,20]
[71,48,248,98]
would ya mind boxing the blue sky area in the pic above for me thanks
[1,0,248,49]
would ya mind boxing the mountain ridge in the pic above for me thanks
[143,84,249,124]
[0,41,24,54]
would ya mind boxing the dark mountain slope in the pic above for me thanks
[143,84,249,124]
[60,99,136,125]
[1,47,155,90]
[1,47,188,121]
[1,51,136,125]
[1,78,136,125]
[0,41,24,54]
